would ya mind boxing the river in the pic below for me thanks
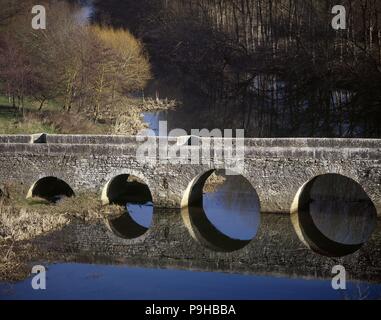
[2,263,381,300]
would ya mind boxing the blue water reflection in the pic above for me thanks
[1,263,380,300]
[126,202,154,229]
[203,174,260,240]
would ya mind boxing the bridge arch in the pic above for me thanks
[181,169,261,252]
[101,170,154,205]
[26,176,75,203]
[290,173,377,257]
[101,172,154,240]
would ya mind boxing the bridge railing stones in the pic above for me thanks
[0,133,380,147]
[0,134,379,161]
[0,133,379,148]
[0,135,32,144]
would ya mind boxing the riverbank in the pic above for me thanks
[0,95,175,136]
[0,182,126,281]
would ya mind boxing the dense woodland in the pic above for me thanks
[93,0,381,137]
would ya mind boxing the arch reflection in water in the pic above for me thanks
[103,174,153,239]
[26,176,75,203]
[291,173,377,257]
[182,169,260,252]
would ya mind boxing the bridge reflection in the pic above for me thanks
[30,208,381,283]
[291,174,377,257]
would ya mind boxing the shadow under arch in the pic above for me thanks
[291,173,377,257]
[181,169,260,252]
[107,207,152,240]
[102,174,152,206]
[26,176,75,203]
[102,174,153,240]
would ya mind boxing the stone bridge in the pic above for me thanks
[1,134,381,279]
[0,134,380,214]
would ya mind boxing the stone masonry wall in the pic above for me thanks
[0,134,380,213]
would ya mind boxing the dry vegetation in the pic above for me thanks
[0,182,123,282]
[0,0,163,135]
[0,183,123,241]
[0,107,108,135]
[203,172,226,193]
